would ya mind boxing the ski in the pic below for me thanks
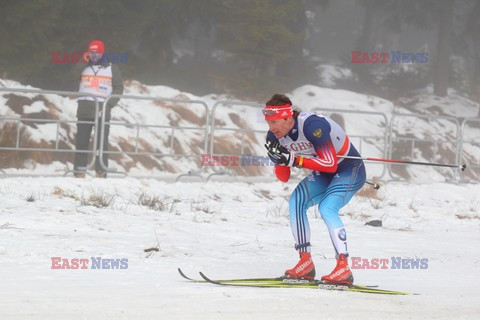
[179,268,377,288]
[197,272,412,295]
[178,268,412,295]
[178,268,287,284]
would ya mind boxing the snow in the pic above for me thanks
[316,64,354,87]
[290,85,395,114]
[23,101,48,114]
[0,177,479,319]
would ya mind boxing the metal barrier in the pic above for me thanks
[100,94,210,180]
[209,100,263,154]
[1,88,478,183]
[388,112,462,182]
[0,88,100,176]
[458,117,480,182]
[207,100,267,180]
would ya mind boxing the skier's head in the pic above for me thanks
[263,94,296,139]
[87,40,104,63]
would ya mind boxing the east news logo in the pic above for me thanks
[51,257,128,269]
[351,51,429,63]
[351,257,429,269]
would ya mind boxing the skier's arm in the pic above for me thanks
[274,165,290,182]
[265,132,291,182]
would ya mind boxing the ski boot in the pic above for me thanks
[284,252,316,280]
[321,254,354,285]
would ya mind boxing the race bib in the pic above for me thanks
[90,77,100,89]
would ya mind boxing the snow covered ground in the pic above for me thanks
[1,177,479,319]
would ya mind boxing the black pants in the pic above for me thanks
[74,118,110,175]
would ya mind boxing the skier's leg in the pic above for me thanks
[288,172,330,252]
[318,161,366,284]
[318,161,366,257]
[285,171,331,278]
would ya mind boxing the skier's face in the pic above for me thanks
[266,117,294,139]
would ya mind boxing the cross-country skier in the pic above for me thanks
[263,94,366,284]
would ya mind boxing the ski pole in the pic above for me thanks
[338,155,467,171]
[365,180,380,190]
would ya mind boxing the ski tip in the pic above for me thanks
[199,271,223,285]
[178,268,194,281]
[198,271,210,282]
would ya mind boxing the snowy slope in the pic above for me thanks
[0,177,479,319]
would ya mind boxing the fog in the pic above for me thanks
[0,0,479,105]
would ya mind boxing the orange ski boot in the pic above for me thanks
[321,254,354,285]
[284,252,316,280]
